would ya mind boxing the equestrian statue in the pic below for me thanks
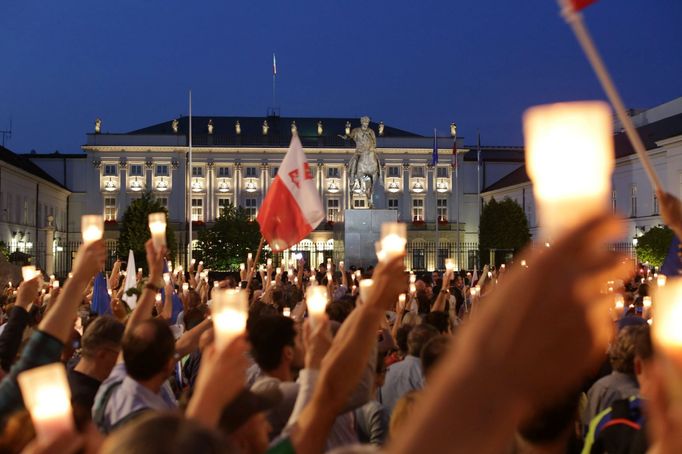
[342,116,382,208]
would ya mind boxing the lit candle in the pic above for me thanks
[355,270,362,279]
[148,212,167,251]
[199,261,204,266]
[398,294,407,311]
[283,307,291,317]
[52,280,60,289]
[191,259,196,266]
[500,264,506,270]
[8,281,11,288]
[182,283,189,294]
[409,283,417,295]
[137,268,142,274]
[643,296,652,309]
[445,258,455,272]
[155,294,162,303]
[524,101,614,241]
[652,278,682,385]
[409,273,416,284]
[247,253,253,261]
[168,261,173,272]
[239,263,245,272]
[614,295,625,312]
[17,363,74,441]
[339,261,344,269]
[326,272,332,282]
[211,288,248,349]
[379,223,407,261]
[487,271,493,279]
[521,260,527,268]
[306,285,328,327]
[214,280,219,288]
[22,266,37,282]
[267,258,272,266]
[163,273,171,285]
[49,274,55,282]
[81,215,104,244]
[359,279,374,303]
[107,289,112,297]
[470,286,479,297]
[658,275,667,287]
[276,267,282,275]
[68,272,73,279]
[327,258,332,267]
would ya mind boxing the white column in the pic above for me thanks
[401,163,410,222]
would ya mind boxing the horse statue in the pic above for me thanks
[343,116,382,208]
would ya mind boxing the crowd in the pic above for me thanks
[0,189,679,454]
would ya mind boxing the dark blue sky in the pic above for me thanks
[1,0,680,153]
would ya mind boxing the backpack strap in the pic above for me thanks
[92,380,123,433]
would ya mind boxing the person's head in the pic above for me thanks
[637,283,650,298]
[395,325,413,356]
[374,351,388,389]
[184,307,206,331]
[101,413,235,454]
[517,391,581,447]
[248,316,303,376]
[80,315,124,376]
[219,389,281,454]
[326,300,352,324]
[420,335,451,379]
[187,290,201,310]
[389,391,420,437]
[632,324,654,398]
[454,275,464,289]
[407,324,439,357]
[422,312,451,335]
[608,325,639,374]
[122,319,176,383]
[360,116,370,128]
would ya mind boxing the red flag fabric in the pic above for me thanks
[257,135,324,251]
[571,0,598,11]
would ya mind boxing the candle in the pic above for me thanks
[359,279,374,304]
[168,261,173,272]
[409,283,417,295]
[470,286,479,297]
[191,259,196,266]
[49,274,55,282]
[398,293,406,311]
[182,283,189,294]
[521,260,527,268]
[239,263,245,272]
[211,288,248,349]
[199,261,204,266]
[339,261,344,269]
[163,273,171,285]
[614,295,625,311]
[326,272,332,282]
[22,266,37,282]
[155,294,162,303]
[409,273,416,284]
[658,275,667,287]
[524,101,614,241]
[643,296,652,309]
[487,271,493,279]
[8,281,11,288]
[68,272,73,279]
[294,277,298,285]
[81,215,104,244]
[379,223,407,262]
[652,278,682,354]
[355,270,362,279]
[148,212,167,251]
[445,258,455,272]
[327,258,332,267]
[500,264,506,270]
[52,280,60,289]
[283,307,291,317]
[107,289,112,297]
[306,286,328,327]
[214,280,219,288]
[17,363,74,441]
[137,268,142,274]
[267,258,272,266]
[276,267,282,275]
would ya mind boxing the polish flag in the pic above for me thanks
[257,134,324,251]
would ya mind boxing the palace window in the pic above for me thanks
[612,190,617,214]
[155,165,169,176]
[245,198,257,221]
[437,198,448,221]
[192,167,203,177]
[436,167,449,178]
[653,192,659,215]
[191,198,203,222]
[327,199,340,222]
[388,198,399,211]
[271,167,279,178]
[412,198,424,221]
[387,166,400,177]
[245,167,258,178]
[157,198,168,209]
[218,198,231,217]
[129,165,143,177]
[631,185,637,217]
[411,167,425,178]
[353,198,366,209]
[103,164,118,176]
[104,198,117,221]
[218,167,231,178]
[327,167,340,179]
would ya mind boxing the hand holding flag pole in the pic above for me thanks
[558,0,663,192]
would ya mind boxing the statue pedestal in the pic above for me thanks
[334,209,398,269]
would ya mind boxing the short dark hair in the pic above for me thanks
[518,391,581,444]
[422,312,450,334]
[396,325,413,354]
[123,319,176,381]
[632,324,653,361]
[407,324,439,357]
[609,325,638,374]
[248,316,296,371]
[81,316,124,358]
[420,335,450,377]
[326,301,352,323]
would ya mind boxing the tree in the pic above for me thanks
[117,192,176,271]
[636,226,674,267]
[479,197,531,266]
[196,202,261,271]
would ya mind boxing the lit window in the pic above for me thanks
[437,198,448,221]
[191,198,203,221]
[104,197,117,221]
[327,199,340,221]
[412,198,424,221]
[353,198,366,209]
[218,198,231,217]
[244,198,257,221]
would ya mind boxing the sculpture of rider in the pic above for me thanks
[343,116,381,208]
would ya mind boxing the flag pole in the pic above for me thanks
[272,53,277,112]
[188,90,193,268]
[245,236,266,286]
[559,0,662,191]
[455,136,461,273]
[476,131,482,273]
[434,128,440,271]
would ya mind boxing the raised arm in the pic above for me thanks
[124,240,166,336]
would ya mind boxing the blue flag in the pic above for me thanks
[91,272,112,316]
[431,129,438,165]
[661,236,681,276]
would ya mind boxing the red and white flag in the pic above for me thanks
[257,134,324,251]
[570,0,598,11]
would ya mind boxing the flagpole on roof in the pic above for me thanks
[477,131,482,273]
[188,90,193,267]
[558,0,662,191]
[272,53,277,114]
[434,128,440,270]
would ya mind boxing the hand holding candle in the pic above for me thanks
[148,212,167,252]
[378,222,407,262]
[359,279,374,304]
[306,285,328,327]
[211,288,248,349]
[81,215,104,244]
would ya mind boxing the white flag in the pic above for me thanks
[123,250,138,310]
